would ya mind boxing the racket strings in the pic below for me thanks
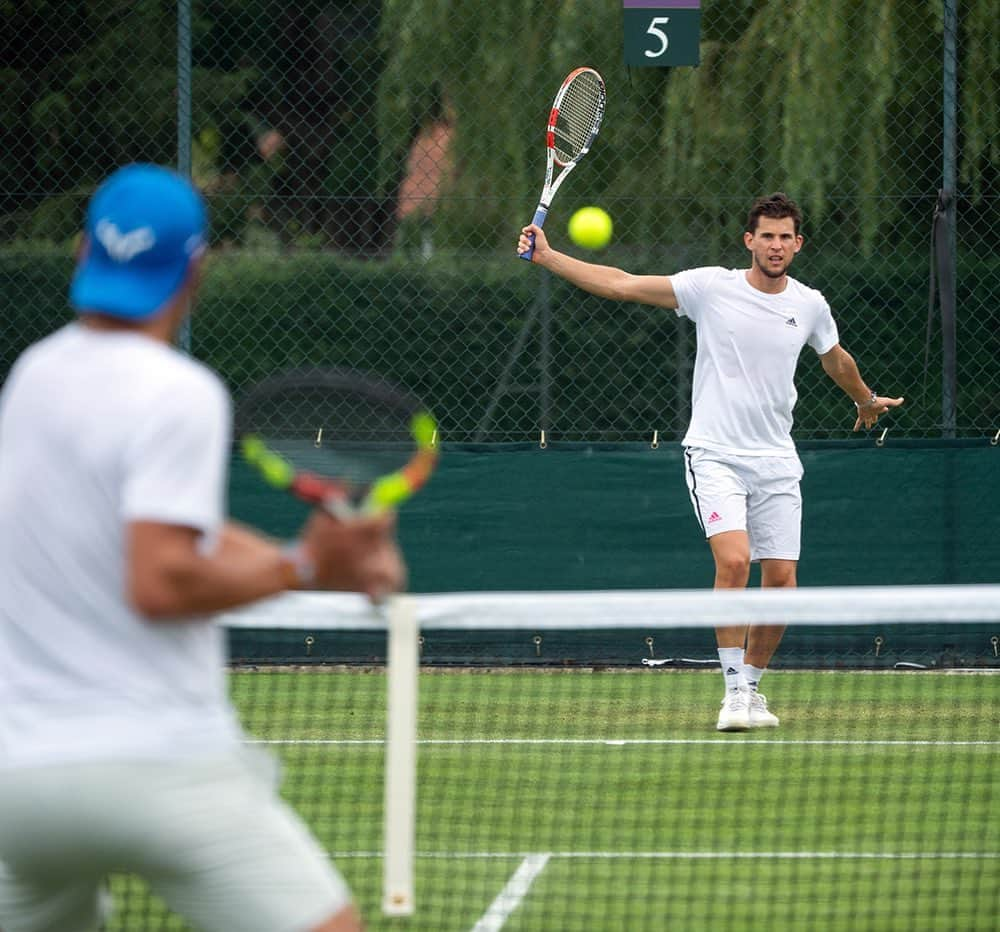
[554,73,604,162]
[241,381,415,440]
[240,388,420,487]
[246,397,413,444]
[235,369,437,509]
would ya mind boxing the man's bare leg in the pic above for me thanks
[709,531,753,730]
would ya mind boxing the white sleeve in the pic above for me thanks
[121,372,231,537]
[669,267,722,322]
[807,298,840,355]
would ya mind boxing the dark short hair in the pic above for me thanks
[746,192,802,235]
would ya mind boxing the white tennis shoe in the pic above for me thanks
[748,690,780,728]
[716,688,751,732]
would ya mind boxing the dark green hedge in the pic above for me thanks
[2,249,998,440]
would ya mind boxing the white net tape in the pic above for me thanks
[219,584,1000,631]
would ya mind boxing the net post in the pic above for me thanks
[382,594,418,916]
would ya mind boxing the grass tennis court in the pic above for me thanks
[109,668,999,931]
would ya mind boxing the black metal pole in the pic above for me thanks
[939,0,958,437]
[177,0,193,354]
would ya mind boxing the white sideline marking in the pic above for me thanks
[325,850,998,861]
[248,738,1000,747]
[469,853,550,932]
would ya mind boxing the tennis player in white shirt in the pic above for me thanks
[0,164,400,931]
[519,193,903,731]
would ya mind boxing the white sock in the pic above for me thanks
[718,647,746,692]
[744,664,766,692]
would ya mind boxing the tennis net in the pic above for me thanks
[109,585,1000,931]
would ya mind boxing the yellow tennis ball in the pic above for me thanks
[568,206,613,250]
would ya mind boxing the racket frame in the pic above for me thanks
[237,369,438,518]
[520,66,606,261]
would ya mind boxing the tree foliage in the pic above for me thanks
[0,0,996,255]
[377,0,1000,256]
[0,0,384,248]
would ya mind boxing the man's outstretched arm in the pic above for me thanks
[518,223,679,309]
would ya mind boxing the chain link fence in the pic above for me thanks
[2,0,998,442]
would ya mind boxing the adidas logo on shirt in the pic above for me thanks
[785,316,798,327]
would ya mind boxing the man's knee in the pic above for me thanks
[712,548,751,586]
[761,560,797,588]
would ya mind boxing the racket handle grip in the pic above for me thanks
[519,206,548,261]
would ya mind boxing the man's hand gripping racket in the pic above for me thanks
[519,67,606,262]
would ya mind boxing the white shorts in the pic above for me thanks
[0,748,351,932]
[683,446,804,561]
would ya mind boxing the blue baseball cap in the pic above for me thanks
[70,164,207,320]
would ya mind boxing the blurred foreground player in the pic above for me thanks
[0,164,401,931]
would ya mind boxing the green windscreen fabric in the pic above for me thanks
[229,441,999,667]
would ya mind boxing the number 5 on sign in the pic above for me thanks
[645,16,670,58]
[623,2,701,68]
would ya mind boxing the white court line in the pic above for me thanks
[469,853,550,932]
[248,738,1000,747]
[324,850,998,861]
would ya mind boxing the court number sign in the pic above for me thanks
[623,2,701,67]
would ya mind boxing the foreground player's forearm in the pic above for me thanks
[128,521,299,619]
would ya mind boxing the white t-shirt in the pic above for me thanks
[670,266,840,456]
[0,323,242,768]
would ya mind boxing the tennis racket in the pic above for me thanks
[519,67,606,261]
[236,368,438,518]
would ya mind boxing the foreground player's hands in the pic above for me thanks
[853,395,905,431]
[517,224,550,262]
[299,509,406,602]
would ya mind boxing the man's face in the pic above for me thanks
[744,216,803,279]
